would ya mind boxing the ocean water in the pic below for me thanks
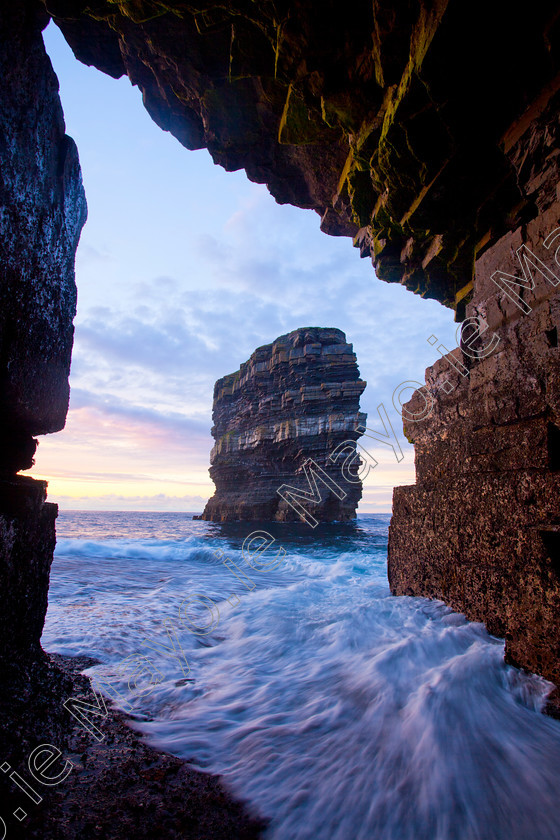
[44,511,560,839]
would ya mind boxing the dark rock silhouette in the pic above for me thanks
[0,0,86,671]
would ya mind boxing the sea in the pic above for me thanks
[43,510,560,839]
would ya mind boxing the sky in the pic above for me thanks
[25,22,458,513]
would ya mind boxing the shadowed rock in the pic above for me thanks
[389,90,560,708]
[43,0,559,308]
[0,0,86,669]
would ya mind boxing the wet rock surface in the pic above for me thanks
[0,654,265,839]
[202,327,366,522]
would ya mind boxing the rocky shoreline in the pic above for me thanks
[0,654,265,839]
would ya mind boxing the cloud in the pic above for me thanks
[75,314,206,375]
[68,387,209,443]
[193,233,232,264]
[76,243,113,267]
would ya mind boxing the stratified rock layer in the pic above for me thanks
[389,90,560,701]
[202,328,366,521]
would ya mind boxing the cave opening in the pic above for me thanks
[27,20,458,518]
[3,2,560,837]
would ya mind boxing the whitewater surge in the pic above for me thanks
[44,512,560,839]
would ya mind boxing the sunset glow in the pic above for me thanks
[26,23,456,513]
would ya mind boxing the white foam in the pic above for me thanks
[44,514,560,838]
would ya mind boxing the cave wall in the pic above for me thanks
[389,88,560,693]
[0,0,86,669]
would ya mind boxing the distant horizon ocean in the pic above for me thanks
[44,510,560,839]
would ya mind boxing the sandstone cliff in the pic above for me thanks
[202,328,367,522]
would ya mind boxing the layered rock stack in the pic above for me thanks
[201,328,367,522]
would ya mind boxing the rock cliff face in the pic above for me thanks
[389,89,560,703]
[0,0,86,672]
[202,328,366,522]
[1,1,86,472]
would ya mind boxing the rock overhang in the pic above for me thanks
[40,0,560,313]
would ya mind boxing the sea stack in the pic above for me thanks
[201,327,366,522]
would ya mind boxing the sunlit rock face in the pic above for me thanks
[202,328,366,521]
[44,1,559,308]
